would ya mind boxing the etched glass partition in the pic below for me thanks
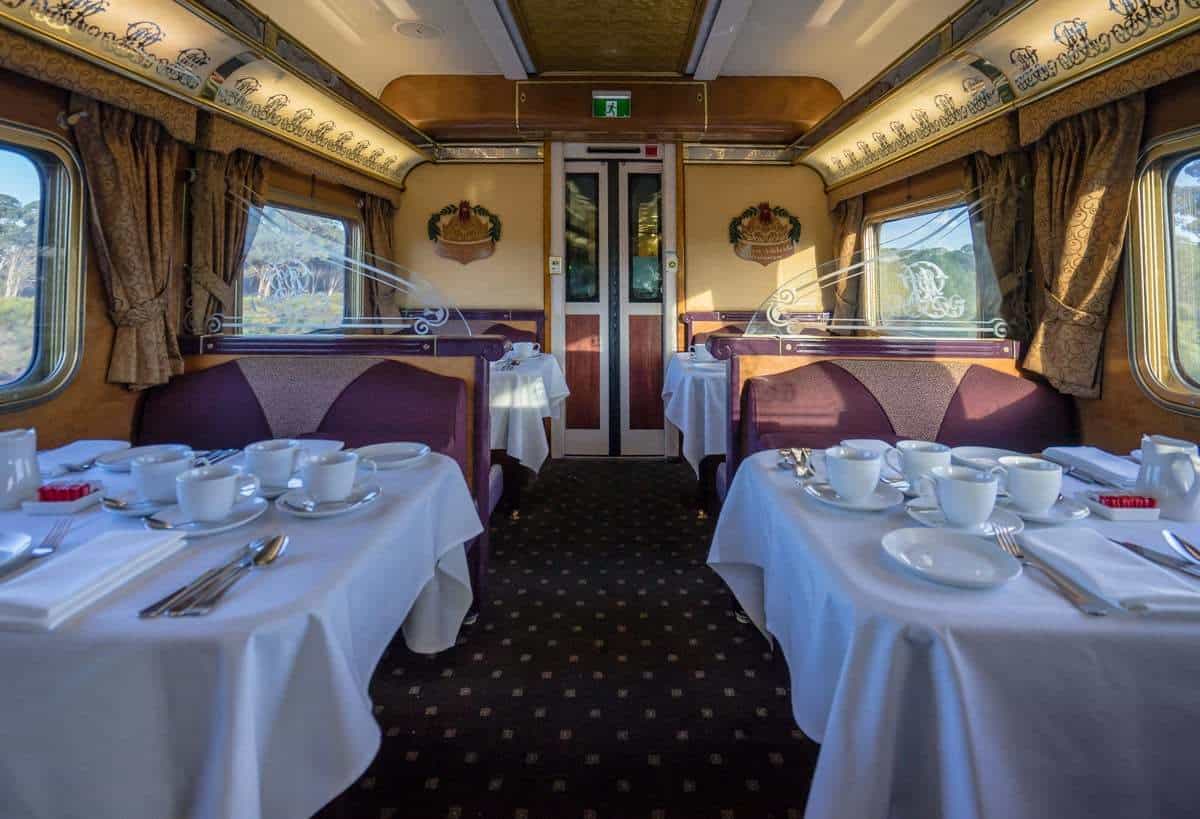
[199,187,468,337]
[746,189,1011,340]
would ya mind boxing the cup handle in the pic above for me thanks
[532,343,541,354]
[883,448,903,476]
[359,458,378,482]
[237,474,261,498]
[985,465,1008,494]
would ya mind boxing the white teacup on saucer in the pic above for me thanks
[300,451,376,504]
[824,445,883,504]
[176,464,260,523]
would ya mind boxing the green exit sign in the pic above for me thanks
[592,90,631,118]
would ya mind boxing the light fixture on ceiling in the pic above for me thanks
[393,20,444,39]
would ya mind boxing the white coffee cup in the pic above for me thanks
[245,439,301,488]
[176,465,260,522]
[884,440,952,486]
[916,465,998,529]
[691,343,716,362]
[512,341,540,359]
[824,445,882,503]
[996,456,1062,515]
[131,450,196,503]
[300,451,374,504]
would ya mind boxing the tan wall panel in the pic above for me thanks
[395,163,544,309]
[0,68,140,447]
[683,164,832,312]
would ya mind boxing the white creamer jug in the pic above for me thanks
[0,428,39,509]
[1136,434,1200,521]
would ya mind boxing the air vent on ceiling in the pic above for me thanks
[393,20,444,39]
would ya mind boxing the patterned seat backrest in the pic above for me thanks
[135,357,469,477]
[739,359,1076,461]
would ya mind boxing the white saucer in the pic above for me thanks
[97,444,191,473]
[905,501,1025,536]
[997,496,1090,525]
[259,478,302,500]
[276,483,382,518]
[803,481,905,512]
[0,532,33,572]
[510,352,544,363]
[949,446,1021,470]
[351,442,431,470]
[882,527,1021,589]
[144,497,268,537]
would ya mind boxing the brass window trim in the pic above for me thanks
[861,191,970,332]
[0,118,85,413]
[1128,127,1200,416]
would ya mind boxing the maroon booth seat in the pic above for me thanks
[135,356,503,518]
[718,359,1076,502]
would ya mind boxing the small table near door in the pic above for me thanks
[662,353,728,512]
[490,352,570,473]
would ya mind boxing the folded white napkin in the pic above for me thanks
[1020,529,1200,617]
[38,440,129,478]
[0,530,185,631]
[1043,446,1139,488]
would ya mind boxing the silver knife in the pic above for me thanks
[1109,537,1200,579]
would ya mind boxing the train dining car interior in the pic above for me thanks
[0,1,1198,817]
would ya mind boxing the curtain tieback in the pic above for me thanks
[1041,288,1102,327]
[192,266,235,309]
[111,295,166,328]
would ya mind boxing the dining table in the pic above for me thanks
[662,353,728,477]
[490,352,570,472]
[709,450,1200,819]
[0,441,482,819]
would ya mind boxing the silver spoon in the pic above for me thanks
[102,496,160,515]
[171,535,289,617]
[139,537,270,618]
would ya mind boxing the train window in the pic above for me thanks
[239,203,359,334]
[0,123,84,410]
[863,197,986,335]
[1129,131,1200,415]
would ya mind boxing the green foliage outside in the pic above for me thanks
[240,205,349,334]
[1172,159,1200,383]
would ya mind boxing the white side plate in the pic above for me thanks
[351,442,431,470]
[949,446,1022,469]
[882,527,1021,589]
[0,532,33,572]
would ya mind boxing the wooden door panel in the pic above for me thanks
[565,314,601,430]
[628,314,664,430]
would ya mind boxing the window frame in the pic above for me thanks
[1127,127,1200,416]
[0,118,85,411]
[861,191,980,334]
[234,191,364,335]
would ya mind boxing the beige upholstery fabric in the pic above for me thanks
[236,357,381,438]
[188,150,267,334]
[832,360,971,441]
[1024,94,1144,397]
[72,95,183,389]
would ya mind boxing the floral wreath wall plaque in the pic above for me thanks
[428,200,502,264]
[728,202,802,266]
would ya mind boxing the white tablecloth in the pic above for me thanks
[663,353,728,475]
[0,452,482,819]
[709,451,1200,819]
[490,354,570,472]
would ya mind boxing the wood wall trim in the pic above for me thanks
[675,145,687,349]
[708,335,1019,361]
[543,139,553,353]
[179,333,506,360]
[0,27,196,143]
[1019,29,1200,145]
[826,114,1018,206]
[196,113,403,206]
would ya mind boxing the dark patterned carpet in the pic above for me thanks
[318,459,818,818]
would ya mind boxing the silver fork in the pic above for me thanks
[994,528,1111,616]
[32,516,74,558]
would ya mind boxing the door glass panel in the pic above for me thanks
[566,173,600,302]
[1170,156,1200,385]
[628,173,662,303]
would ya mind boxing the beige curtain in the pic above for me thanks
[1023,94,1145,397]
[360,194,400,321]
[72,95,182,389]
[830,195,865,326]
[969,151,1033,341]
[188,150,267,334]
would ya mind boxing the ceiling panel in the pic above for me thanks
[248,0,502,94]
[719,0,967,96]
[510,0,708,73]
